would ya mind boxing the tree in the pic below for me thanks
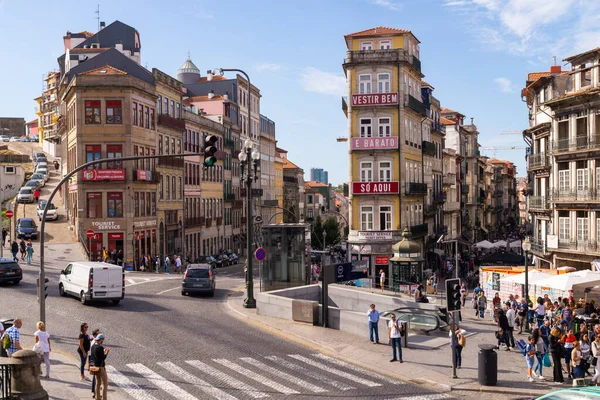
[323,217,342,246]
[311,216,324,250]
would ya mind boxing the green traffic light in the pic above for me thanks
[204,156,217,167]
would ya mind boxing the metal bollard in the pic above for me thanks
[403,321,410,348]
[1,349,48,400]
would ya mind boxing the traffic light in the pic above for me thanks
[321,206,325,215]
[203,135,218,167]
[37,277,49,302]
[445,278,461,312]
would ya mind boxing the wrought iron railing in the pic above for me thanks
[0,364,11,400]
[552,135,600,154]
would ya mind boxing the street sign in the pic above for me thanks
[86,229,95,238]
[5,210,13,218]
[254,247,266,261]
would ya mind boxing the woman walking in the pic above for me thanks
[572,341,584,379]
[477,291,487,319]
[591,333,600,385]
[34,321,51,379]
[449,323,467,369]
[26,242,34,265]
[90,329,101,397]
[550,327,564,383]
[532,328,546,379]
[581,333,592,376]
[77,323,91,381]
[563,328,577,379]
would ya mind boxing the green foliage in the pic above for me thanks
[311,216,341,249]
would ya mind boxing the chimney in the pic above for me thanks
[100,21,105,30]
[115,40,123,51]
[223,91,229,100]
[208,90,215,99]
[550,65,562,74]
[206,70,213,81]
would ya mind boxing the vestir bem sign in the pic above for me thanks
[352,93,398,107]
[82,169,125,181]
[352,181,399,195]
[351,136,398,150]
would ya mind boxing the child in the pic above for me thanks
[526,335,537,382]
[562,328,577,379]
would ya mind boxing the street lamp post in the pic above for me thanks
[522,237,531,331]
[323,230,327,251]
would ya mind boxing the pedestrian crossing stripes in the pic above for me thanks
[388,394,453,400]
[108,353,436,400]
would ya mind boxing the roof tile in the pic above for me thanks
[345,26,410,38]
[441,117,456,125]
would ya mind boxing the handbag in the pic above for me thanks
[89,366,101,375]
[542,353,552,367]
[32,341,43,355]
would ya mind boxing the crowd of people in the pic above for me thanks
[100,246,186,274]
[481,291,600,385]
[1,318,110,400]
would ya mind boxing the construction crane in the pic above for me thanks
[481,146,527,157]
[336,137,348,142]
[500,130,523,135]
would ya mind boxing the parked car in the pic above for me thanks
[37,200,58,221]
[0,258,22,285]
[30,136,39,142]
[226,252,238,264]
[0,135,9,142]
[16,218,38,240]
[35,168,49,182]
[29,173,45,188]
[32,152,45,162]
[181,264,216,296]
[9,137,19,142]
[24,180,41,190]
[36,161,48,170]
[535,387,600,400]
[213,255,225,268]
[221,254,231,266]
[21,137,29,142]
[16,187,34,203]
[59,262,124,305]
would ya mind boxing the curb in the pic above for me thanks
[225,289,452,394]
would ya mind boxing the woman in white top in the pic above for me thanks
[581,333,592,376]
[591,334,600,384]
[535,298,546,328]
[34,321,51,379]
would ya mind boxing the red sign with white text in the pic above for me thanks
[351,136,398,150]
[352,93,399,107]
[108,233,123,240]
[352,182,399,195]
[82,169,125,181]
[375,256,389,265]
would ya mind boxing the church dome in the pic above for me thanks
[177,53,200,84]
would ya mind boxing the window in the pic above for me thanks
[166,175,170,200]
[134,192,139,217]
[146,192,151,216]
[85,101,101,124]
[307,208,313,219]
[577,168,588,195]
[360,118,372,137]
[360,41,373,50]
[577,216,588,242]
[360,161,373,182]
[558,169,570,192]
[359,74,372,94]
[87,193,102,218]
[138,103,144,127]
[163,97,168,115]
[159,175,164,199]
[308,195,313,204]
[379,40,391,50]
[151,192,156,216]
[106,101,122,124]
[158,135,163,155]
[378,117,391,137]
[107,145,122,169]
[165,136,170,154]
[379,161,391,182]
[150,108,155,129]
[378,73,390,93]
[139,192,145,217]
[379,206,392,230]
[107,192,123,217]
[360,206,374,230]
[85,145,101,169]
[172,176,176,199]
[178,177,182,199]
[132,102,138,125]
[157,95,162,114]
[176,103,180,118]
[170,100,175,117]
[144,106,150,129]
[559,217,570,242]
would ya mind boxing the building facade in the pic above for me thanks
[310,168,329,184]
[36,72,61,155]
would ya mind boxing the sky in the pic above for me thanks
[1,0,599,185]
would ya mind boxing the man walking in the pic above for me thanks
[388,314,403,363]
[25,242,34,265]
[155,255,161,274]
[175,254,182,274]
[379,269,385,293]
[164,255,170,274]
[1,228,7,247]
[10,241,18,262]
[505,301,516,349]
[90,333,110,400]
[19,239,26,261]
[367,304,380,344]
[2,318,23,357]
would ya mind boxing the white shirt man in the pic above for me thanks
[505,302,516,349]
[175,255,182,272]
[387,315,403,362]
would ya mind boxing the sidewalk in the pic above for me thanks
[226,286,559,400]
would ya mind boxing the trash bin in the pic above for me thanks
[478,344,498,386]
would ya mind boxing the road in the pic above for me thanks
[0,145,453,399]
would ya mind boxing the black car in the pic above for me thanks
[213,255,224,268]
[16,218,39,239]
[181,264,216,296]
[0,259,22,285]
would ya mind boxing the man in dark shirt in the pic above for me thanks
[497,309,511,350]
[90,334,109,400]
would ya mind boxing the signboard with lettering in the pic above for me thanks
[134,220,157,228]
[352,181,399,195]
[82,169,125,181]
[108,233,123,240]
[351,136,398,150]
[352,93,399,107]
[492,272,500,291]
[375,256,389,265]
[136,170,153,181]
[91,221,121,230]
[357,231,393,241]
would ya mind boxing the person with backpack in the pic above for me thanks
[2,318,23,357]
[449,323,467,369]
[387,314,404,363]
[550,327,565,383]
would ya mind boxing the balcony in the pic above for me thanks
[466,148,480,158]
[444,201,460,212]
[431,121,446,134]
[443,174,456,186]
[552,135,600,154]
[530,237,550,256]
[555,239,600,254]
[233,200,243,209]
[224,138,234,148]
[185,217,205,228]
[411,56,422,73]
[434,192,447,203]
[205,218,212,228]
[461,184,469,194]
[406,95,427,116]
[158,157,184,168]
[263,199,279,207]
[240,188,264,197]
[283,176,298,184]
[552,189,600,202]
[133,169,159,183]
[158,114,186,132]
[528,153,550,170]
[224,193,236,201]
[345,49,408,65]
[410,223,428,238]
[405,182,427,195]
[422,140,436,156]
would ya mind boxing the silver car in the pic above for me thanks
[29,173,45,188]
[36,168,49,182]
[16,188,34,203]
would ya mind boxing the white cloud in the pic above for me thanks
[494,77,517,93]
[444,0,599,57]
[299,67,346,96]
[370,0,402,11]
[254,63,284,73]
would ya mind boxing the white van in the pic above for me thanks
[58,262,124,305]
